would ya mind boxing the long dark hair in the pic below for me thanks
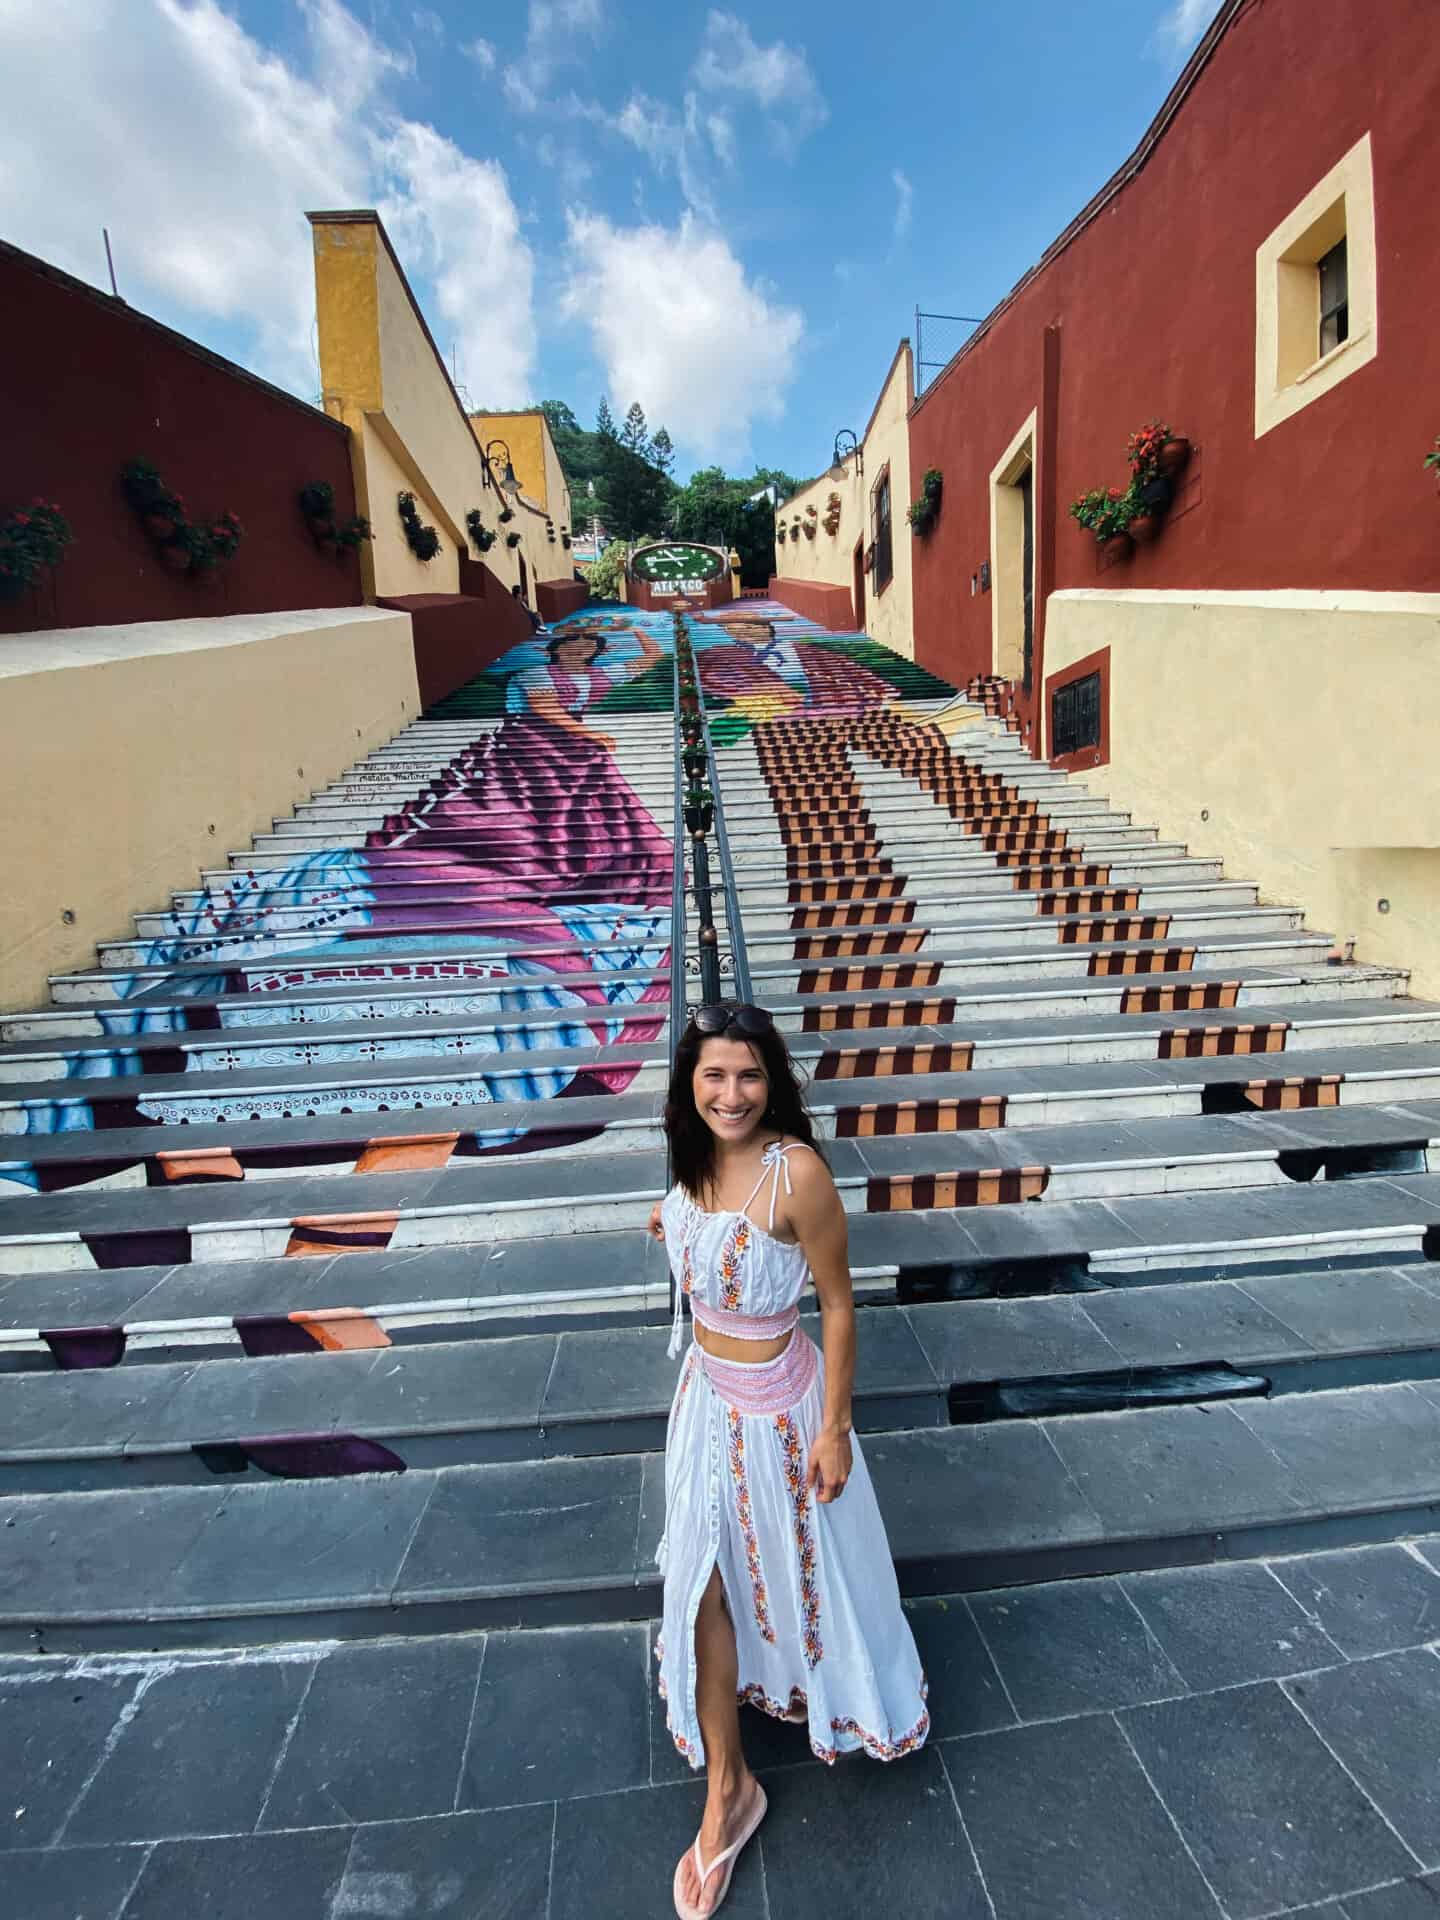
[547,626,608,663]
[663,1014,824,1202]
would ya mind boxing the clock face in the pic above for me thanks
[631,542,726,583]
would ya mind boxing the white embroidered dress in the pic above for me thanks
[655,1141,929,1767]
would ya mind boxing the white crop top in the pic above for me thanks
[659,1141,813,1357]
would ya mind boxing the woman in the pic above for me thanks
[648,1003,928,1918]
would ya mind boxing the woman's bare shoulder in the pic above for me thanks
[775,1140,835,1194]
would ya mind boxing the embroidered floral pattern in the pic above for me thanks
[727,1409,776,1643]
[680,1237,695,1297]
[717,1215,751,1310]
[775,1410,823,1666]
[677,1347,697,1403]
[811,1704,931,1765]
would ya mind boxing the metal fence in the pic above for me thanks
[915,308,984,397]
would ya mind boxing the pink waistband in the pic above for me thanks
[690,1298,800,1342]
[700,1329,818,1415]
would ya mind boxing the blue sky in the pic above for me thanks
[1,0,1219,481]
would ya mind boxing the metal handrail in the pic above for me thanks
[695,660,754,1006]
[667,644,688,1078]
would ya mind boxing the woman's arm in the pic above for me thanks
[524,680,615,750]
[785,1149,854,1505]
[618,627,664,680]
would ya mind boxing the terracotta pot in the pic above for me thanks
[1158,437,1191,475]
[143,511,179,542]
[307,514,335,542]
[158,542,193,574]
[1099,533,1133,562]
[1127,513,1160,544]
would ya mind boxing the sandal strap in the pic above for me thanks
[693,1794,763,1887]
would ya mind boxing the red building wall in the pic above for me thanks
[767,577,856,631]
[908,0,1440,724]
[0,242,363,635]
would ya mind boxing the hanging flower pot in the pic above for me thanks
[1099,532,1133,562]
[682,747,708,779]
[1127,513,1161,544]
[1158,437,1191,475]
[505,531,521,549]
[143,511,180,543]
[158,540,193,574]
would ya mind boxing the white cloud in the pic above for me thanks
[1155,0,1221,56]
[707,110,736,168]
[503,0,606,113]
[692,10,827,151]
[0,0,536,404]
[892,168,913,240]
[464,35,497,70]
[612,89,717,220]
[561,210,803,462]
[412,6,444,38]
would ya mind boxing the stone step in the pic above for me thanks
[8,1261,1440,1494]
[5,1102,1438,1275]
[743,904,1306,960]
[5,1376,1439,1650]
[136,882,1272,950]
[14,958,1404,1049]
[7,1172,1440,1370]
[750,931,1337,994]
[5,992,1432,1094]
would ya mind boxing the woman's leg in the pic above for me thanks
[677,1565,762,1914]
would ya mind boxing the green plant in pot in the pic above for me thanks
[465,508,496,554]
[682,744,708,780]
[684,784,714,834]
[0,499,73,601]
[121,459,184,542]
[299,480,336,541]
[907,468,943,535]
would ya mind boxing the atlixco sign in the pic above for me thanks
[629,543,727,594]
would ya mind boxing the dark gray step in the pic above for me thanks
[4,1378,1439,1650]
[5,993,1434,1097]
[8,1266,1440,1492]
[47,955,670,1007]
[8,1102,1440,1276]
[7,1172,1440,1373]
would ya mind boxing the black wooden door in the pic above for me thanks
[1020,468,1034,692]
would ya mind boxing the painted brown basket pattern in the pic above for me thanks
[836,1095,1007,1138]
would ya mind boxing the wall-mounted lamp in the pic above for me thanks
[484,439,519,493]
[829,430,862,482]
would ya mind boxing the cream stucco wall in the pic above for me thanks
[773,342,915,656]
[0,608,419,1009]
[1043,589,1440,995]
[311,213,567,610]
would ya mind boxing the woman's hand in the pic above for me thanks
[646,1201,666,1242]
[806,1425,852,1504]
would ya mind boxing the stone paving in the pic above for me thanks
[7,1539,1440,1919]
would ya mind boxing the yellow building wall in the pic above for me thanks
[0,608,419,1009]
[773,343,915,657]
[1043,588,1440,996]
[469,411,576,583]
[312,213,527,601]
[469,412,548,509]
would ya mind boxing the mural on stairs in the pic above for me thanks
[4,603,953,1188]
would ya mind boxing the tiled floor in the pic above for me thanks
[7,1538,1440,1919]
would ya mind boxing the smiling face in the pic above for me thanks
[691,1035,770,1147]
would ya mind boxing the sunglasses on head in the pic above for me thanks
[690,1002,774,1037]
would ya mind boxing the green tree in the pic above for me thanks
[651,427,674,479]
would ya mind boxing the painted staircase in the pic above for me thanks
[3,626,1440,1670]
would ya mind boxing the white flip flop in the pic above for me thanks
[673,1781,769,1919]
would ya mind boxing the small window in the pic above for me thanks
[1254,134,1376,439]
[1051,672,1101,759]
[872,472,893,593]
[1317,238,1348,358]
